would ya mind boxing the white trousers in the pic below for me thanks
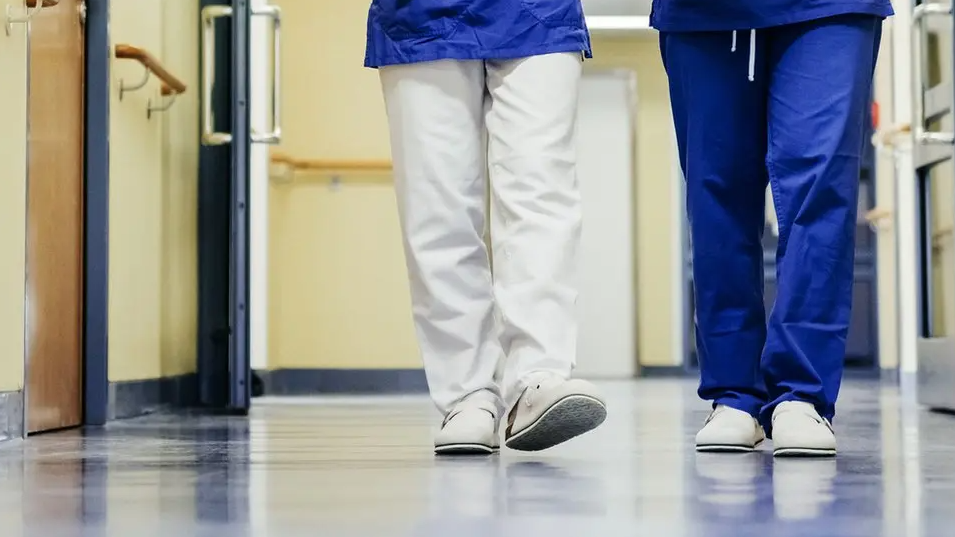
[380,53,583,416]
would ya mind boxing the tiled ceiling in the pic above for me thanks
[582,0,653,16]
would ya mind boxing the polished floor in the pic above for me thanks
[0,378,952,536]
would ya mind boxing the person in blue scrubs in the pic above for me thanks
[366,0,608,456]
[652,1,891,456]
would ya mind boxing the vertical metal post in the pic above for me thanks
[229,0,251,410]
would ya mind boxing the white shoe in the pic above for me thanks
[771,401,836,457]
[695,405,765,452]
[504,377,607,452]
[434,403,500,456]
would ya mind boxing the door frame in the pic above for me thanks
[82,0,111,426]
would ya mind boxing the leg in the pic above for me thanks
[661,31,770,418]
[379,61,502,453]
[485,52,582,406]
[484,53,606,451]
[762,15,882,455]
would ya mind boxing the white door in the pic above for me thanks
[574,70,638,378]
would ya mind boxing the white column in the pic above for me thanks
[890,3,919,373]
[250,0,270,372]
[249,1,271,531]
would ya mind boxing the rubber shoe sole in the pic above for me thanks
[434,443,498,456]
[696,439,764,453]
[505,395,607,452]
[773,446,836,458]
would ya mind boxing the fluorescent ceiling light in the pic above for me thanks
[586,15,653,31]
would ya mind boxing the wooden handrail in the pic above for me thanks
[270,152,393,174]
[864,207,892,223]
[934,226,954,250]
[875,123,911,147]
[114,44,187,95]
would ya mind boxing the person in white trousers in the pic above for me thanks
[365,0,608,455]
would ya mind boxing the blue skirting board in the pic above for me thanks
[108,374,198,420]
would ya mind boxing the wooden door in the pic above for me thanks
[26,0,85,433]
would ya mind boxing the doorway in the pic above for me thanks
[25,0,86,433]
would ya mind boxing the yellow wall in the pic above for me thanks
[267,0,678,371]
[0,23,28,392]
[108,0,199,381]
[267,0,416,370]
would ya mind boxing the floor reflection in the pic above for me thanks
[771,458,837,521]
[693,453,766,520]
[0,378,951,536]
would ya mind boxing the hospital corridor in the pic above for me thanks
[0,0,954,535]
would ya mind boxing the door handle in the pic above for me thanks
[201,5,234,146]
[200,4,281,146]
[251,5,281,144]
[912,2,955,146]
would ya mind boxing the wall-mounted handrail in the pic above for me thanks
[25,0,59,8]
[864,207,892,232]
[269,153,393,185]
[932,226,954,253]
[114,44,187,94]
[114,44,187,119]
[874,122,911,148]
[270,153,393,173]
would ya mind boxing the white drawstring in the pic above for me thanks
[730,29,757,82]
[748,29,756,82]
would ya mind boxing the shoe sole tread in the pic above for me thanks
[505,395,607,452]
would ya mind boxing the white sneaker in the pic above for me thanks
[695,405,765,452]
[434,403,500,456]
[504,377,607,452]
[771,401,836,457]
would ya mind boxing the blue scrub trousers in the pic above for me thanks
[660,14,882,433]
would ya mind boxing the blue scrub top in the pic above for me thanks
[364,0,592,68]
[650,0,894,32]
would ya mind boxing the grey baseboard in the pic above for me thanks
[108,373,198,420]
[0,390,23,443]
[257,368,429,396]
[639,366,691,378]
